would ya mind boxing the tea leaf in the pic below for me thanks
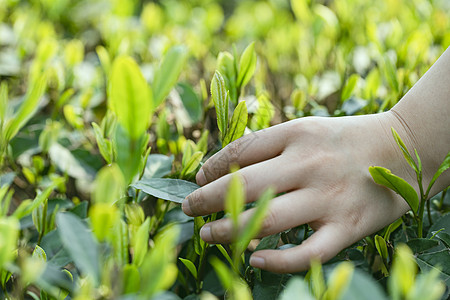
[142,154,174,179]
[181,151,203,177]
[388,244,417,299]
[132,217,150,267]
[223,100,248,147]
[280,276,314,300]
[177,83,203,123]
[225,172,245,230]
[324,262,354,300]
[217,51,237,104]
[179,258,198,279]
[153,45,188,107]
[0,82,7,122]
[0,217,19,268]
[426,151,450,196]
[132,178,200,203]
[89,203,119,242]
[211,70,229,136]
[237,42,257,89]
[56,212,100,284]
[4,74,47,142]
[406,238,439,254]
[109,56,153,140]
[369,166,419,213]
[341,74,359,101]
[391,128,418,173]
[92,122,112,164]
[375,235,388,261]
[123,264,140,294]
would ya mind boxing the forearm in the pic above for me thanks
[388,46,450,195]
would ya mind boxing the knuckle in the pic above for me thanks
[260,209,277,236]
[224,140,241,163]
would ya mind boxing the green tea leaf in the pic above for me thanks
[109,56,153,140]
[152,45,188,107]
[0,82,7,122]
[341,74,359,101]
[132,217,150,267]
[217,51,237,104]
[225,172,245,230]
[433,231,450,248]
[0,217,19,268]
[391,127,418,173]
[92,164,125,205]
[4,74,47,142]
[179,258,198,279]
[92,122,112,164]
[236,188,274,255]
[369,166,419,213]
[89,203,119,242]
[210,70,229,136]
[132,178,200,203]
[32,245,47,262]
[56,212,100,284]
[427,151,450,196]
[181,151,203,178]
[223,100,248,147]
[194,216,206,256]
[123,264,140,294]
[237,42,257,89]
[210,256,233,290]
[406,238,439,254]
[142,154,174,179]
[340,268,388,300]
[177,83,203,123]
[374,235,388,261]
[280,277,314,300]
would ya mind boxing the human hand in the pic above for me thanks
[182,112,417,273]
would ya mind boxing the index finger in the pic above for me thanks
[197,122,289,186]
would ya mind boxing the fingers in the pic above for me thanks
[197,123,289,186]
[199,189,322,243]
[249,225,349,273]
[183,155,301,216]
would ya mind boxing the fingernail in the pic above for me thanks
[200,225,212,242]
[250,256,265,268]
[196,169,207,186]
[182,198,193,216]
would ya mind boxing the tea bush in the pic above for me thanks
[0,0,449,299]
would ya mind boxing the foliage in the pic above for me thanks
[0,0,449,299]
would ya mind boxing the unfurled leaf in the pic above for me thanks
[152,46,188,107]
[375,235,388,261]
[177,83,203,123]
[92,122,112,164]
[406,238,439,254]
[237,42,257,89]
[369,166,419,213]
[132,217,150,267]
[132,178,200,203]
[211,70,229,136]
[223,100,248,147]
[307,259,326,299]
[56,213,100,284]
[181,151,203,178]
[179,258,198,279]
[109,56,153,140]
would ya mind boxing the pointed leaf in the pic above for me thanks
[179,258,198,279]
[152,45,188,107]
[369,166,419,213]
[223,100,248,147]
[237,42,257,89]
[132,178,200,203]
[391,128,418,172]
[109,56,153,140]
[341,74,359,101]
[210,70,229,136]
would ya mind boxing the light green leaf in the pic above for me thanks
[32,245,47,262]
[375,235,388,261]
[215,244,234,267]
[0,82,7,122]
[225,172,245,230]
[223,100,248,147]
[237,42,257,89]
[123,264,140,294]
[132,178,200,203]
[427,151,450,196]
[92,164,125,205]
[194,216,206,256]
[369,166,419,213]
[341,74,359,101]
[4,74,47,142]
[236,188,274,255]
[217,51,237,104]
[179,258,198,279]
[152,45,188,107]
[132,217,150,267]
[210,256,233,290]
[181,151,203,178]
[56,212,100,284]
[211,70,229,136]
[391,128,418,173]
[92,122,112,164]
[0,217,19,268]
[109,56,153,140]
[96,45,111,76]
[280,277,314,300]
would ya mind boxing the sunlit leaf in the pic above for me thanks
[211,70,229,136]
[237,42,257,89]
[223,100,248,147]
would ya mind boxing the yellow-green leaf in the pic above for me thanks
[237,42,257,89]
[223,100,248,147]
[179,258,198,279]
[211,70,229,136]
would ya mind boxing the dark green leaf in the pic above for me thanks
[369,166,419,213]
[434,231,450,248]
[179,258,197,279]
[56,212,100,284]
[406,238,439,254]
[132,178,200,203]
[177,83,202,124]
[417,249,450,289]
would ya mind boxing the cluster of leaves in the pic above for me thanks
[0,0,449,299]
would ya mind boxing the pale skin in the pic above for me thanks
[182,47,450,273]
